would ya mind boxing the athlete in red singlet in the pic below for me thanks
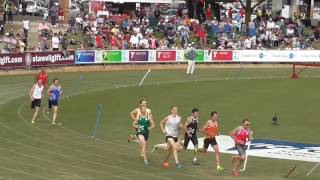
[199,111,224,173]
[229,118,252,176]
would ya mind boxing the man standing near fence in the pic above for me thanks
[186,46,196,74]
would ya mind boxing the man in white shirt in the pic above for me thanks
[22,17,29,42]
[129,33,139,49]
[51,33,60,51]
[266,18,275,29]
[244,36,251,49]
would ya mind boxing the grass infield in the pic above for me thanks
[0,68,319,180]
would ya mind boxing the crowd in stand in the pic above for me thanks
[1,2,320,53]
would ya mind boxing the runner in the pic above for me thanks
[132,106,155,165]
[183,108,200,165]
[129,99,152,143]
[160,106,183,168]
[229,118,252,176]
[29,80,44,124]
[47,78,63,125]
[35,67,48,87]
[199,111,224,173]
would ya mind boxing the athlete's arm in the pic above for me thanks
[183,116,191,131]
[132,119,138,129]
[60,87,63,97]
[160,116,168,134]
[200,121,209,134]
[29,84,35,101]
[149,116,155,131]
[183,117,192,137]
[129,108,138,121]
[46,85,52,96]
[248,129,253,141]
[216,122,220,136]
[229,127,243,144]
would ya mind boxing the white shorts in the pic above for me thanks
[59,16,64,21]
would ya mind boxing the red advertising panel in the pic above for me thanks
[156,51,176,62]
[211,51,233,61]
[26,51,75,67]
[0,53,25,68]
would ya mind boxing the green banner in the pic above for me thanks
[183,50,205,62]
[102,51,122,63]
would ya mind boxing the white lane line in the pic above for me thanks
[0,156,90,180]
[0,166,48,180]
[0,146,131,180]
[14,103,171,180]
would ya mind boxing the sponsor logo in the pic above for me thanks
[32,53,74,63]
[156,51,176,61]
[259,53,264,59]
[25,53,32,66]
[212,51,233,61]
[129,51,148,61]
[0,55,23,66]
[186,135,320,162]
[289,53,294,59]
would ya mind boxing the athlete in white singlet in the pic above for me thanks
[160,106,183,168]
[29,80,44,124]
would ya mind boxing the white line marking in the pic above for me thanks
[138,69,151,86]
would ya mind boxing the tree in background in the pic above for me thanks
[238,0,267,28]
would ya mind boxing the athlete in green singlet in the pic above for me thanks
[133,106,155,165]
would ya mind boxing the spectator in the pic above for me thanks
[149,35,157,49]
[286,26,295,38]
[23,17,29,44]
[58,7,64,27]
[60,33,68,50]
[266,18,275,29]
[7,3,13,24]
[2,0,8,24]
[50,4,58,27]
[96,33,103,49]
[21,0,27,16]
[51,33,60,51]
[244,36,251,49]
[129,33,139,49]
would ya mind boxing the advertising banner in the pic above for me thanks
[75,51,96,64]
[0,53,25,68]
[187,135,320,163]
[156,51,176,62]
[101,50,122,63]
[25,51,75,67]
[183,50,204,62]
[211,51,233,61]
[233,50,320,62]
[128,51,149,62]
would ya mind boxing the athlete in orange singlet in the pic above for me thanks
[199,111,224,173]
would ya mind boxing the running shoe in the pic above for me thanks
[192,160,200,165]
[163,161,169,168]
[176,163,182,169]
[144,160,150,166]
[150,146,157,153]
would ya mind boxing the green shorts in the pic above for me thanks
[136,133,149,141]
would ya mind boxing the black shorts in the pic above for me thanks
[184,133,198,148]
[48,100,58,109]
[203,137,218,149]
[31,99,41,109]
[166,136,179,143]
[136,133,149,141]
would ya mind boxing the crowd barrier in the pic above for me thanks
[1,49,320,68]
